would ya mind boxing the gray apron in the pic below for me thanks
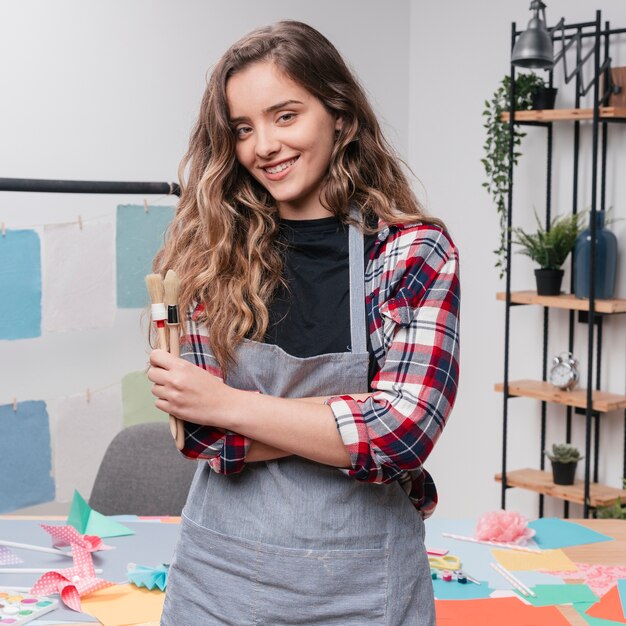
[161,223,435,626]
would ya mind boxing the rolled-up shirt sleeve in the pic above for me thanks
[327,232,460,483]
[177,309,251,474]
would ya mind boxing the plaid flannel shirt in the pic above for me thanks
[179,222,460,518]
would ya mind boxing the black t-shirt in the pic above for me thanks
[264,216,378,384]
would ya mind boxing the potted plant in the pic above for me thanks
[482,72,548,279]
[545,443,583,485]
[595,479,626,519]
[512,210,584,295]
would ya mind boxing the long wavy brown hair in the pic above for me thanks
[154,20,444,371]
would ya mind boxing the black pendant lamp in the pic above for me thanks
[512,0,554,69]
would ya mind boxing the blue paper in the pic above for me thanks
[529,517,613,550]
[0,401,55,512]
[424,518,565,591]
[618,580,626,620]
[116,204,175,308]
[127,563,169,591]
[0,229,41,339]
[432,578,493,600]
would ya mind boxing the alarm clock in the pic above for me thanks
[549,352,580,391]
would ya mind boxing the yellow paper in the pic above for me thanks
[81,583,165,626]
[491,548,578,571]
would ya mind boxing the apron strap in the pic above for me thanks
[348,210,367,354]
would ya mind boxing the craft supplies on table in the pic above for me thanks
[427,553,461,571]
[0,589,58,625]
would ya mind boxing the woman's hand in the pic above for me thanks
[147,349,232,427]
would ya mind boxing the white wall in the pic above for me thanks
[410,0,626,519]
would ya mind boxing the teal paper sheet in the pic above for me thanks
[0,229,41,339]
[529,517,613,549]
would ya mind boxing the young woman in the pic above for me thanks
[149,20,460,626]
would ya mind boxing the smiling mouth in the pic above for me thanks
[263,157,299,174]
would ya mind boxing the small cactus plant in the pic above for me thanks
[545,443,583,464]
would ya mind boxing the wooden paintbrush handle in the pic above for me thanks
[157,325,168,352]
[167,325,185,449]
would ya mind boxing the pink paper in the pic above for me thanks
[30,544,114,611]
[40,524,114,553]
[543,562,626,597]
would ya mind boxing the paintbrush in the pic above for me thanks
[145,273,168,351]
[164,269,185,450]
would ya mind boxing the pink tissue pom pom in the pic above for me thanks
[474,510,536,544]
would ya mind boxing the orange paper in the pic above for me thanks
[80,583,165,626]
[436,597,572,626]
[585,586,626,623]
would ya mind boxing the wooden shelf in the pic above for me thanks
[496,291,626,314]
[494,468,626,507]
[494,380,626,413]
[501,107,626,122]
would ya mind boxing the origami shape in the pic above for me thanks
[67,490,134,538]
[30,544,114,611]
[40,523,114,553]
[0,545,23,565]
[127,563,169,592]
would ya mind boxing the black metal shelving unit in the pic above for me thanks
[498,10,626,519]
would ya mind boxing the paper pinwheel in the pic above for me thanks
[0,545,23,565]
[127,563,169,592]
[30,544,114,611]
[40,524,114,553]
[67,490,134,538]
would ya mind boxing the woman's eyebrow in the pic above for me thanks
[229,99,304,125]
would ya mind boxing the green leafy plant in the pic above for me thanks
[595,479,626,519]
[545,443,583,464]
[513,210,584,270]
[482,73,547,278]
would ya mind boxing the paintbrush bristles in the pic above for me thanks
[145,273,164,304]
[163,270,180,306]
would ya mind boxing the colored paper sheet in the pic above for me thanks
[0,401,55,513]
[43,220,115,332]
[547,564,626,597]
[576,601,626,626]
[514,583,597,607]
[435,597,572,625]
[492,547,578,572]
[68,490,134,538]
[47,386,123,501]
[80,583,165,626]
[586,587,626,623]
[0,229,41,339]
[116,204,175,308]
[618,580,626,619]
[122,370,168,427]
[425,517,565,590]
[0,545,23,565]
[529,518,613,550]
[432,578,493,600]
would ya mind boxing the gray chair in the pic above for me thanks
[89,422,197,516]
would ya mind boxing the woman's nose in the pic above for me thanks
[254,127,281,159]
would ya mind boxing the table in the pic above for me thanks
[1,516,625,625]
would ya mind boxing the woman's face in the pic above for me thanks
[226,61,341,220]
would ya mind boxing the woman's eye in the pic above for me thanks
[235,126,252,138]
[277,113,296,123]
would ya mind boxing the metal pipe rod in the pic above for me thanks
[0,177,180,197]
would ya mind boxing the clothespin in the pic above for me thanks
[1,222,6,237]
[85,388,91,404]
[12,398,17,412]
[143,199,150,213]
[77,215,84,231]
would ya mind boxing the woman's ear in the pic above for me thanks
[334,116,344,133]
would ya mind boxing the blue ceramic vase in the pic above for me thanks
[573,211,618,299]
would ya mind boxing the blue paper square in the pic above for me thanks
[0,229,42,339]
[0,401,55,512]
[116,204,175,308]
[529,517,613,550]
